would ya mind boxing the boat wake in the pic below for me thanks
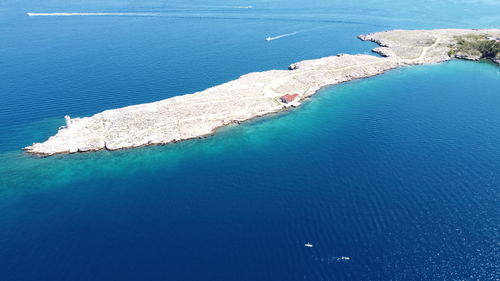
[265,25,333,42]
[265,32,297,41]
[27,6,253,17]
[311,255,351,264]
[27,12,162,17]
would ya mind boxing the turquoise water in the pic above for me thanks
[1,1,500,280]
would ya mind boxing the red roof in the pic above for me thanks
[280,94,299,103]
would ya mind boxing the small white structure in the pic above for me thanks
[64,115,72,129]
[485,36,500,42]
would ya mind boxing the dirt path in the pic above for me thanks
[263,58,391,97]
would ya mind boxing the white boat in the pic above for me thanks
[338,256,350,261]
[304,242,313,248]
[265,37,272,41]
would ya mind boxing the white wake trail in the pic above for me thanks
[265,32,297,41]
[265,25,334,42]
[27,12,161,17]
[26,5,253,17]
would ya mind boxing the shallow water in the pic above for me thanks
[1,1,499,280]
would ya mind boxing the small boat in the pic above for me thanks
[265,36,272,41]
[338,256,350,261]
[304,242,313,248]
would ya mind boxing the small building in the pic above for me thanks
[485,36,500,42]
[280,94,299,104]
[64,115,72,128]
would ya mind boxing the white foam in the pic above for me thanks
[27,12,161,17]
[265,32,297,41]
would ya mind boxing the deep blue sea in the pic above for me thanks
[1,0,500,280]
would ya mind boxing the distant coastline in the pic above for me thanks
[24,28,500,156]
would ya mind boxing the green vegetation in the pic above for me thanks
[451,34,500,60]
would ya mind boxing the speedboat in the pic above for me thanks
[338,256,350,261]
[304,242,313,248]
[265,36,272,41]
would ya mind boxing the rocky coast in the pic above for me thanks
[24,29,500,156]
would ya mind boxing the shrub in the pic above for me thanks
[452,35,500,59]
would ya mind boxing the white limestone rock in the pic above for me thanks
[25,28,500,156]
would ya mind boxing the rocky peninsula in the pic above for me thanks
[24,29,500,156]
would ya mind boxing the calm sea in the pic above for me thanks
[1,0,499,280]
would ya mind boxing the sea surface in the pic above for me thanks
[1,0,499,280]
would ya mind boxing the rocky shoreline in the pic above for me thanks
[24,29,500,156]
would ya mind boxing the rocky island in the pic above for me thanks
[24,29,500,156]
